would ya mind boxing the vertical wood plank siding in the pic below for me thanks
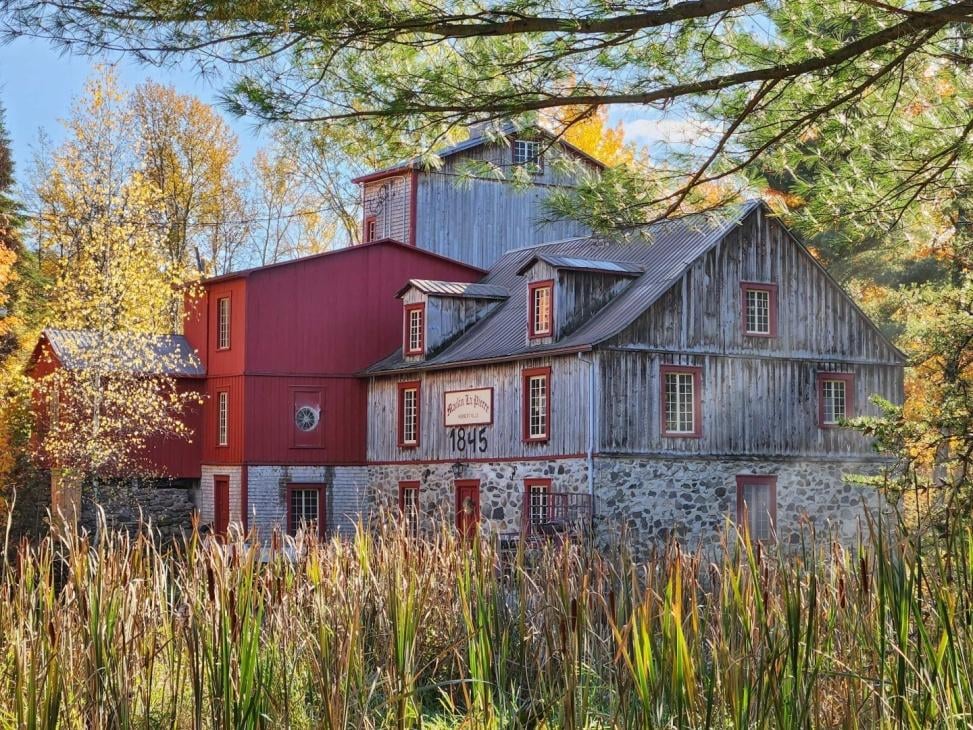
[597,351,902,457]
[558,270,633,338]
[362,175,412,242]
[367,356,590,462]
[611,213,902,363]
[414,176,591,269]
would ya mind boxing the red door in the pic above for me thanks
[213,475,230,538]
[455,480,480,539]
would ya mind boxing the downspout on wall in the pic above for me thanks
[578,352,596,519]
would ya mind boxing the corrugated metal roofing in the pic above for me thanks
[518,254,643,276]
[397,279,510,299]
[367,201,761,374]
[43,329,205,377]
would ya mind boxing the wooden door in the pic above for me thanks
[213,475,230,538]
[455,480,480,539]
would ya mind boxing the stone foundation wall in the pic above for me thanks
[367,459,589,535]
[246,465,369,540]
[366,456,888,556]
[80,483,195,540]
[594,456,888,557]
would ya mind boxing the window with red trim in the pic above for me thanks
[741,282,778,337]
[216,296,231,350]
[364,216,378,242]
[216,390,229,447]
[528,280,554,338]
[522,366,551,442]
[661,365,702,438]
[399,481,420,538]
[524,478,552,533]
[397,381,421,448]
[287,483,326,539]
[404,303,425,355]
[736,475,777,543]
[817,372,855,427]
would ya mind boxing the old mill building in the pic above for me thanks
[30,124,905,553]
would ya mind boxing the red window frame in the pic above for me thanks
[740,282,778,338]
[397,380,421,448]
[660,364,702,438]
[735,474,777,543]
[216,389,229,447]
[528,280,554,339]
[524,477,552,533]
[364,216,378,242]
[286,483,326,540]
[404,303,426,355]
[817,371,855,428]
[216,296,231,350]
[398,480,420,537]
[522,366,552,443]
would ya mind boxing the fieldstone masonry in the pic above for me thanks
[367,456,889,556]
[368,459,590,534]
[593,457,888,557]
[80,483,195,540]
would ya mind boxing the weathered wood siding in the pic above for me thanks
[367,355,590,462]
[610,208,903,364]
[363,175,412,242]
[558,270,634,339]
[400,288,502,357]
[414,176,592,269]
[598,350,901,457]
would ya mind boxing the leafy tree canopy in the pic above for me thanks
[4,1,973,226]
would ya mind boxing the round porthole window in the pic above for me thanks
[295,406,320,432]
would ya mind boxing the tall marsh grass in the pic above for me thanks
[1,515,972,728]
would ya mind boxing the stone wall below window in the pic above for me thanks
[593,456,890,557]
[366,456,891,557]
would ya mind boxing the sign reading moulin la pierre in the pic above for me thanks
[444,387,493,427]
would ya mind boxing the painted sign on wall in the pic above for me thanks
[444,387,493,427]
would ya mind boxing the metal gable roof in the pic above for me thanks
[517,254,644,276]
[396,279,510,300]
[42,328,205,377]
[366,201,759,375]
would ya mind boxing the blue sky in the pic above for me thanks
[0,35,703,179]
[0,36,266,175]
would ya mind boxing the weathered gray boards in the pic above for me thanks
[365,202,905,555]
[356,123,602,268]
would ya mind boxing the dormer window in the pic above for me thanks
[404,303,425,355]
[513,139,543,169]
[528,280,553,338]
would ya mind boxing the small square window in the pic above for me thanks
[512,139,543,168]
[528,281,553,338]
